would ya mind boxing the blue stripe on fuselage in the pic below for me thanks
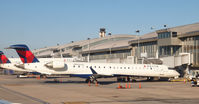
[70,74,92,78]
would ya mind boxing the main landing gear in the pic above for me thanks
[40,74,47,78]
[85,76,98,84]
[117,76,133,82]
[147,77,154,81]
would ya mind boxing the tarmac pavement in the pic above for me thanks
[0,75,199,104]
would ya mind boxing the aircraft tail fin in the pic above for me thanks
[6,44,39,63]
[0,51,11,64]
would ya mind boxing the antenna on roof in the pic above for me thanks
[136,30,140,33]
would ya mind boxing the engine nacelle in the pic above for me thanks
[14,63,25,69]
[45,61,65,69]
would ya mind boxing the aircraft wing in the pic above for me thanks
[32,70,52,75]
[89,67,113,78]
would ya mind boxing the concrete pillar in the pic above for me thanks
[171,46,173,56]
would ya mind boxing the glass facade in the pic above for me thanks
[133,41,157,58]
[181,36,199,66]
[157,34,199,66]
[158,32,171,39]
[159,46,181,56]
[132,31,199,67]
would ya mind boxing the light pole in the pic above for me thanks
[60,49,63,58]
[87,38,90,62]
[136,30,140,59]
[109,44,116,59]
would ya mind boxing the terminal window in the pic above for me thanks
[158,32,171,39]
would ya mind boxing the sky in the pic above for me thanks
[0,0,199,57]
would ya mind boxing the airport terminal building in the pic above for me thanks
[33,23,199,77]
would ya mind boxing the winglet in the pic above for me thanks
[6,44,39,63]
[0,51,11,64]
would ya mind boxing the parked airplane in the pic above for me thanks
[0,51,28,72]
[7,44,180,83]
[0,50,74,76]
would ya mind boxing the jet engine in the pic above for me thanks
[45,61,65,69]
[14,63,25,69]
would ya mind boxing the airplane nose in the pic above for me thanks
[174,70,180,76]
[169,70,180,77]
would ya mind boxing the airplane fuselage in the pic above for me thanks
[23,62,180,78]
[0,58,74,72]
[0,63,28,72]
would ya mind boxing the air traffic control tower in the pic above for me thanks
[99,28,106,38]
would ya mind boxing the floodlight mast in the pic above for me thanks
[87,38,90,62]
[136,30,140,60]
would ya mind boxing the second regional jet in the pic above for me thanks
[7,44,180,83]
[0,51,29,72]
[0,50,74,77]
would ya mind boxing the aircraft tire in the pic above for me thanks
[85,78,90,83]
[117,77,122,82]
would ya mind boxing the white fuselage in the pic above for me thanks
[23,62,180,78]
[0,58,27,72]
[0,58,74,72]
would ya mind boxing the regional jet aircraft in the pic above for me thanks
[0,51,28,72]
[7,44,180,83]
[0,51,74,76]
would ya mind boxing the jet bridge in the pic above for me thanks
[161,53,193,78]
[161,53,193,68]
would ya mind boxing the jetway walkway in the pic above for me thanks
[88,53,193,69]
[161,53,193,68]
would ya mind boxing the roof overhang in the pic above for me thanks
[178,31,199,38]
[80,46,131,54]
[128,37,157,45]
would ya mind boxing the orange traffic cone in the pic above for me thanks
[95,82,98,87]
[117,83,122,89]
[125,83,128,88]
[117,83,120,89]
[88,81,91,87]
[129,83,131,88]
[36,76,40,80]
[139,83,141,88]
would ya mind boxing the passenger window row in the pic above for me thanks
[73,65,148,70]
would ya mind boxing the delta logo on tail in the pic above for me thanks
[6,44,39,63]
[0,51,11,64]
